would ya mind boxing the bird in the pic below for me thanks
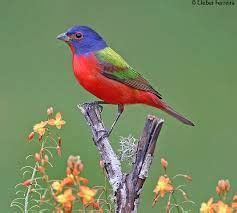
[57,25,194,134]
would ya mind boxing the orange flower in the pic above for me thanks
[232,202,237,210]
[52,181,63,194]
[48,112,66,129]
[61,174,74,186]
[77,176,89,185]
[200,197,214,213]
[232,195,237,210]
[33,121,48,136]
[78,186,97,205]
[56,189,75,211]
[153,176,173,198]
[213,200,232,213]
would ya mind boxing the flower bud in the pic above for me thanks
[37,166,45,174]
[79,162,84,172]
[225,179,230,192]
[66,167,71,175]
[216,186,221,194]
[161,158,168,170]
[57,145,61,156]
[42,175,48,182]
[216,179,231,195]
[44,154,49,163]
[28,132,34,141]
[92,201,100,210]
[34,153,41,162]
[23,179,32,187]
[47,107,53,116]
[218,180,226,191]
[58,137,62,147]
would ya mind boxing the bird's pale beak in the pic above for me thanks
[56,32,71,42]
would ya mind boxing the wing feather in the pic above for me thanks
[95,47,162,99]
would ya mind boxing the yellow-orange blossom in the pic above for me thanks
[48,112,66,129]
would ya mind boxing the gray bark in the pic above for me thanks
[78,104,164,213]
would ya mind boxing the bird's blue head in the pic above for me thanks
[57,25,107,56]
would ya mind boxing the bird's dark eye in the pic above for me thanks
[75,32,83,39]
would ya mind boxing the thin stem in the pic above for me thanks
[24,163,38,213]
[24,132,47,212]
[171,191,181,213]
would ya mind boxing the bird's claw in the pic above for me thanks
[107,128,112,137]
[96,129,110,143]
[97,104,103,113]
[82,101,103,112]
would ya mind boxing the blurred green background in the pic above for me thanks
[1,0,236,212]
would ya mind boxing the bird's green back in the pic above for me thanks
[95,47,162,99]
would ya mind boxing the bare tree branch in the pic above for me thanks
[78,104,122,192]
[78,103,164,213]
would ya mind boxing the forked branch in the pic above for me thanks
[78,103,164,213]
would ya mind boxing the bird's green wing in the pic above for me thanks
[95,47,162,99]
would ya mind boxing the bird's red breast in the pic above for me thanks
[72,53,160,107]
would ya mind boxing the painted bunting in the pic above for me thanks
[57,25,194,133]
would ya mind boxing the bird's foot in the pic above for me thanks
[81,101,103,113]
[107,128,112,137]
[96,129,110,143]
[95,113,120,143]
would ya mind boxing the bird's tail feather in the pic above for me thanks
[160,102,195,126]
